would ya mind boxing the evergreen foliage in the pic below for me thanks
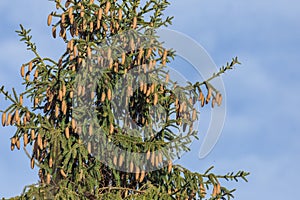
[0,0,248,199]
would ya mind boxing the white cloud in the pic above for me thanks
[166,0,300,61]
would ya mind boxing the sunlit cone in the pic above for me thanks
[89,21,94,32]
[118,8,122,21]
[179,102,184,113]
[129,161,134,172]
[158,49,163,57]
[151,151,155,165]
[155,154,159,167]
[79,169,83,181]
[96,19,101,30]
[28,61,33,72]
[109,123,114,134]
[62,100,67,114]
[146,48,152,59]
[52,26,56,38]
[47,13,52,26]
[1,112,6,126]
[175,98,179,108]
[19,95,23,106]
[192,109,197,121]
[165,73,169,83]
[135,166,140,181]
[77,85,84,96]
[216,93,222,106]
[158,152,163,164]
[105,1,111,14]
[113,155,117,166]
[15,109,20,125]
[140,81,144,92]
[146,88,151,97]
[167,160,172,173]
[139,170,145,182]
[31,157,35,169]
[34,69,39,79]
[151,83,155,93]
[206,87,212,104]
[60,27,66,39]
[87,46,92,59]
[70,13,74,25]
[43,139,48,150]
[60,169,67,178]
[71,119,76,130]
[75,24,79,36]
[55,2,59,9]
[11,137,16,146]
[107,88,112,100]
[198,90,204,101]
[137,47,144,60]
[162,49,167,65]
[68,7,73,23]
[160,84,164,92]
[65,126,70,139]
[10,142,15,151]
[37,133,43,150]
[101,92,106,102]
[65,0,71,7]
[201,97,205,107]
[25,74,30,82]
[189,96,194,105]
[212,98,216,108]
[62,84,66,97]
[108,58,113,69]
[46,173,51,184]
[110,21,115,33]
[146,150,151,160]
[31,129,35,140]
[119,52,126,65]
[69,89,74,99]
[20,65,25,77]
[97,8,103,21]
[183,103,187,112]
[26,111,31,122]
[61,13,66,25]
[118,154,124,167]
[216,183,221,194]
[59,89,63,101]
[153,60,157,70]
[107,47,112,60]
[24,132,28,147]
[102,21,108,31]
[49,157,53,168]
[212,184,218,197]
[16,138,20,150]
[132,16,137,29]
[143,84,147,94]
[6,113,12,126]
[73,44,78,57]
[88,123,93,136]
[129,38,135,51]
[200,183,206,198]
[87,142,92,154]
[80,5,84,18]
[55,104,59,117]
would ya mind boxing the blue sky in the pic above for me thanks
[1,0,300,199]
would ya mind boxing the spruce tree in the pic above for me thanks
[1,0,248,199]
